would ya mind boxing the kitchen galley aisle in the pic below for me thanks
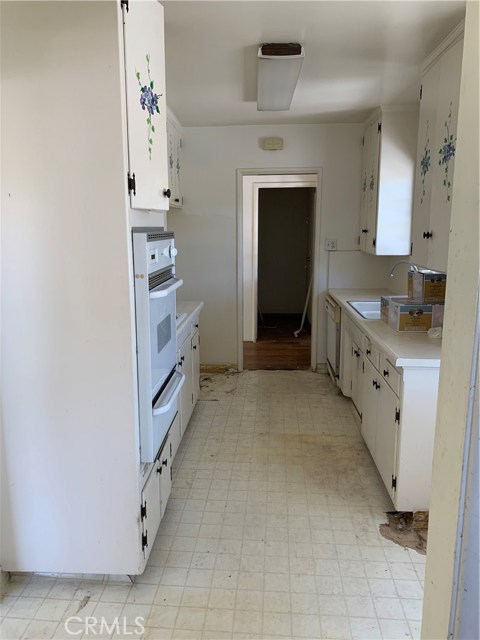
[2,371,424,640]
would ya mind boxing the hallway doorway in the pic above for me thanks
[239,173,319,370]
[244,186,315,370]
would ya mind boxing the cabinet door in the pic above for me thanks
[375,381,399,501]
[169,412,181,461]
[178,337,193,434]
[428,39,463,272]
[350,341,363,416]
[167,115,182,207]
[122,1,169,211]
[411,60,440,268]
[359,127,372,251]
[191,329,200,406]
[365,119,381,254]
[361,357,379,457]
[157,435,172,518]
[141,464,161,560]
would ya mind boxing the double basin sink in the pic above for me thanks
[347,299,381,320]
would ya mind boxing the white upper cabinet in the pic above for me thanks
[123,0,170,211]
[167,109,183,207]
[411,27,464,271]
[359,109,418,256]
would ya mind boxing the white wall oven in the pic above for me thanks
[133,228,184,462]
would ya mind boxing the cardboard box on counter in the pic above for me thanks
[388,298,445,332]
[381,295,404,323]
[407,270,447,303]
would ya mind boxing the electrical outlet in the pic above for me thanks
[325,239,337,251]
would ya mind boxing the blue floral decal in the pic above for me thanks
[438,102,456,202]
[136,54,162,160]
[419,120,431,204]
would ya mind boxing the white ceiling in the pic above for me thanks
[162,0,465,126]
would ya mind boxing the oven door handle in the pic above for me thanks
[149,277,184,299]
[152,371,186,416]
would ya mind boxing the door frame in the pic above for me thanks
[236,168,323,371]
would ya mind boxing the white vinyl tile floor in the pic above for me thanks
[1,371,425,640]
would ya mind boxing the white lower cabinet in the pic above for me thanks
[157,434,172,518]
[178,333,194,433]
[176,305,203,438]
[374,377,399,502]
[361,357,380,458]
[339,309,439,511]
[169,413,182,464]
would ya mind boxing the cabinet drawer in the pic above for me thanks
[380,353,401,396]
[363,336,380,369]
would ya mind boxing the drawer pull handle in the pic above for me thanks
[423,231,433,239]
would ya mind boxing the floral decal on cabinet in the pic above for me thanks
[136,54,162,160]
[419,121,431,204]
[438,102,456,202]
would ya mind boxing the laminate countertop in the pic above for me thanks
[328,288,442,368]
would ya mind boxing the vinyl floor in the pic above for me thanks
[1,371,425,640]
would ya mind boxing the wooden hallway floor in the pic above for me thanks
[243,314,311,370]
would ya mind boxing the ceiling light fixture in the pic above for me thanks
[257,43,305,111]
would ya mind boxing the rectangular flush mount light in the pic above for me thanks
[257,43,305,111]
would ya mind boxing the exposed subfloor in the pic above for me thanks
[1,371,425,640]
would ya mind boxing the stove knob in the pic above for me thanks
[170,246,178,258]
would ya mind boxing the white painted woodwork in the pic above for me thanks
[158,434,172,519]
[178,333,194,432]
[123,0,169,210]
[412,30,464,271]
[169,413,182,461]
[350,341,363,417]
[1,0,169,575]
[331,289,441,510]
[176,302,203,436]
[192,329,201,405]
[141,463,162,563]
[361,357,379,458]
[167,108,183,207]
[359,109,418,256]
[375,379,399,502]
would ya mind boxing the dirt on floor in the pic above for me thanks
[379,511,428,555]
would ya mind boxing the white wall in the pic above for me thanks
[421,3,479,637]
[168,123,397,365]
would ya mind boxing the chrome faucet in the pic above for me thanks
[389,260,420,278]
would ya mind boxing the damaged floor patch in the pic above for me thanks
[379,511,428,555]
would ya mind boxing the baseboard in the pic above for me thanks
[200,364,238,374]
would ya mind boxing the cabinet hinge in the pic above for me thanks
[420,84,423,100]
[170,466,173,481]
[362,362,364,373]
[360,412,363,423]
[120,0,129,12]
[127,172,136,196]
[372,238,376,248]
[392,475,397,490]
[395,408,401,424]
[377,122,382,133]
[142,532,148,551]
[410,242,413,256]
[362,136,365,146]
[140,501,147,520]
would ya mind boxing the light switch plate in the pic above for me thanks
[325,239,337,251]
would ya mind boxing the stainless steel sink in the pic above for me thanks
[347,300,381,320]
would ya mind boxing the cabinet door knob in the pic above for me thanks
[192,345,197,350]
[361,229,368,234]
[163,188,171,198]
[162,458,168,467]
[423,231,433,239]
[383,369,389,377]
[366,349,371,355]
[195,323,199,329]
